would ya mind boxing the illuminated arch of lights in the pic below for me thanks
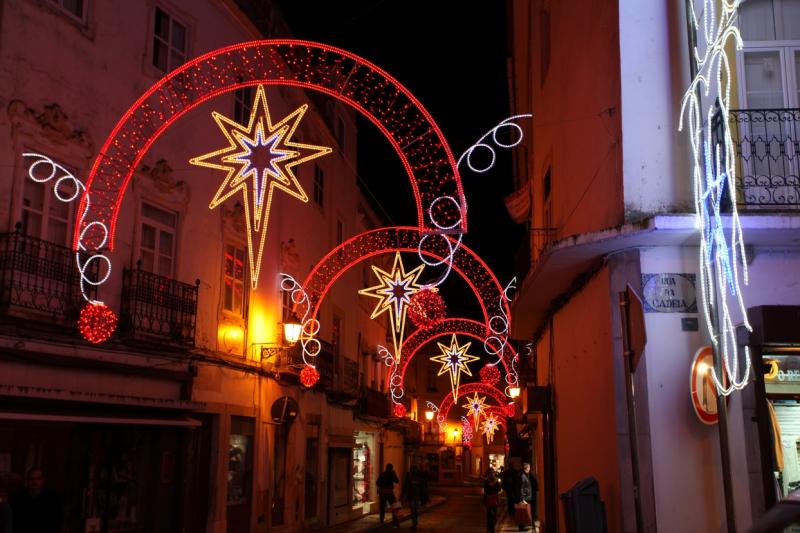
[395,318,515,390]
[71,39,466,305]
[435,382,510,430]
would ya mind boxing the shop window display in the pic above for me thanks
[352,443,371,506]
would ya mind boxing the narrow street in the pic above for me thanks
[325,485,521,533]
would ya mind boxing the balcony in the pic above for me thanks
[359,386,389,418]
[120,265,199,347]
[721,108,800,208]
[0,228,96,325]
[316,340,335,389]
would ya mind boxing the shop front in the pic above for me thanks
[352,431,376,513]
[746,306,800,519]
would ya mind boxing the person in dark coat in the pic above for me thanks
[483,471,502,533]
[511,462,537,531]
[9,467,61,533]
[501,463,517,518]
[376,463,400,526]
[401,465,428,529]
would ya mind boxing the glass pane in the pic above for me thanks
[154,8,170,40]
[23,180,45,211]
[234,249,245,282]
[157,255,172,277]
[49,197,69,221]
[62,0,83,18]
[47,219,68,246]
[795,50,800,105]
[739,0,777,40]
[744,51,785,108]
[233,281,243,314]
[142,203,176,228]
[152,40,168,72]
[224,282,233,311]
[141,224,156,250]
[169,50,185,70]
[21,211,42,238]
[171,20,186,52]
[781,0,800,39]
[158,230,173,257]
[140,250,154,272]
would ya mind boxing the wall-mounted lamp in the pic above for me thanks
[425,410,434,421]
[509,386,521,399]
[283,321,302,344]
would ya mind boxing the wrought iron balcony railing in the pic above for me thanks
[316,340,335,389]
[120,265,199,347]
[359,386,389,418]
[0,227,97,323]
[720,108,800,208]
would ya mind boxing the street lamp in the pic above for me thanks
[283,321,302,344]
[509,386,521,399]
[424,410,434,421]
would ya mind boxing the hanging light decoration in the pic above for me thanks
[393,403,407,418]
[300,365,320,387]
[407,287,447,329]
[77,303,117,344]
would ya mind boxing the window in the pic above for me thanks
[21,176,74,246]
[152,7,187,73]
[234,84,255,125]
[281,290,294,322]
[313,165,324,208]
[738,0,800,107]
[228,417,254,507]
[139,202,177,277]
[49,0,87,23]
[223,244,246,316]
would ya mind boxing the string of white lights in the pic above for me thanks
[483,277,520,396]
[418,195,464,288]
[279,273,321,366]
[457,114,533,174]
[378,345,405,406]
[679,0,751,395]
[22,153,111,305]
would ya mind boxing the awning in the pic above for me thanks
[0,411,201,427]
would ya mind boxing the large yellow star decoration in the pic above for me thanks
[430,334,480,402]
[462,392,488,432]
[481,414,499,444]
[189,85,331,289]
[358,252,425,360]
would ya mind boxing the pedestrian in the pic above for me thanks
[523,462,539,530]
[376,463,400,526]
[9,467,61,533]
[511,462,535,531]
[401,465,428,529]
[484,471,502,533]
[0,473,14,533]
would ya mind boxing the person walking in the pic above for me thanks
[376,463,400,526]
[401,465,428,529]
[502,463,517,521]
[523,462,540,531]
[483,471,502,533]
[511,462,537,531]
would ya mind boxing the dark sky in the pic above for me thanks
[273,0,524,312]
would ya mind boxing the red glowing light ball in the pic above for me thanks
[393,403,407,418]
[300,365,320,388]
[77,302,117,344]
[407,288,446,329]
[479,364,501,386]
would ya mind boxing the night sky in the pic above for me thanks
[274,0,524,314]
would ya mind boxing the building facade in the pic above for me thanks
[0,1,409,531]
[508,0,800,532]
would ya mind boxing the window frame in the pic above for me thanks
[19,162,77,247]
[149,4,190,75]
[222,242,248,317]
[138,201,179,278]
[313,164,325,209]
[48,0,89,25]
[233,83,255,125]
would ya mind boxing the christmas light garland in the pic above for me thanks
[435,382,508,431]
[679,0,751,394]
[430,334,480,402]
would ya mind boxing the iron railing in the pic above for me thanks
[120,264,199,347]
[0,227,96,322]
[359,387,389,418]
[721,108,800,207]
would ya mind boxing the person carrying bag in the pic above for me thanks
[484,471,502,533]
[377,464,400,526]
